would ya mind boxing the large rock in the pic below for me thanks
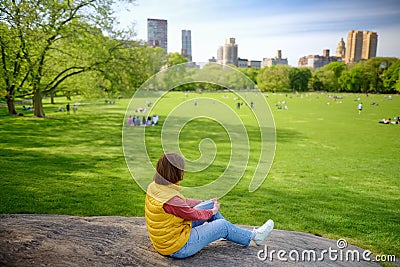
[0,214,383,266]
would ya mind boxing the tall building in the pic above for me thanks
[335,38,346,59]
[345,30,377,63]
[222,38,238,66]
[261,50,288,67]
[147,18,167,52]
[345,30,363,63]
[181,30,192,62]
[362,31,378,60]
[217,46,223,64]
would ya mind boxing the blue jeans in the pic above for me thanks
[170,200,253,259]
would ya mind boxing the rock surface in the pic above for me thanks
[0,214,384,266]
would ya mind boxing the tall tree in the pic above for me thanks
[323,62,346,79]
[338,63,370,93]
[310,69,336,92]
[257,65,291,92]
[99,44,167,97]
[238,67,259,85]
[363,57,398,93]
[0,0,134,117]
[382,59,400,93]
[288,67,311,92]
[0,22,29,115]
[165,52,187,67]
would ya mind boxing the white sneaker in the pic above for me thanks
[253,219,274,246]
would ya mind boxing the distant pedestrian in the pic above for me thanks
[358,103,363,115]
[73,104,78,115]
[66,103,70,115]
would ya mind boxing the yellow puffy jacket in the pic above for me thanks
[145,181,192,255]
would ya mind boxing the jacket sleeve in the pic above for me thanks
[163,196,213,221]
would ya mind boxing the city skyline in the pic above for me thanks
[114,0,400,66]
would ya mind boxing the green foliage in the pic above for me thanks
[310,69,336,92]
[383,59,400,93]
[166,52,188,67]
[257,65,291,92]
[337,57,399,94]
[344,63,371,93]
[155,63,256,92]
[323,61,346,78]
[337,71,353,92]
[239,58,400,94]
[256,65,311,92]
[237,67,259,84]
[288,67,311,91]
[0,0,141,116]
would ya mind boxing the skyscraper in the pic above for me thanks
[345,30,363,63]
[362,31,378,60]
[222,38,238,66]
[345,30,377,63]
[147,18,167,52]
[181,30,192,62]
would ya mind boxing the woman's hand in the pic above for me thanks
[211,199,220,215]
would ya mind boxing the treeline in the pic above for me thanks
[240,57,400,94]
[162,58,400,94]
[0,0,187,117]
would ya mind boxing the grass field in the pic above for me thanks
[0,91,399,263]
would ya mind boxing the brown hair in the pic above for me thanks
[154,152,185,185]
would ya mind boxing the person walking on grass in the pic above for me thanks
[358,102,363,115]
[144,152,274,259]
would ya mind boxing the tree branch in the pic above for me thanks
[42,68,87,94]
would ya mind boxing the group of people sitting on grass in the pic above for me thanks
[127,114,159,126]
[378,116,400,124]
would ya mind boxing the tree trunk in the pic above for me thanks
[33,89,45,117]
[6,94,17,115]
[50,91,55,104]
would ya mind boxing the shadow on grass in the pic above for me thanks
[0,145,140,215]
[0,107,124,149]
[276,127,307,143]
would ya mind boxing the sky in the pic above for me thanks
[113,0,400,66]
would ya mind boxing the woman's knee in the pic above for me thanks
[211,219,230,233]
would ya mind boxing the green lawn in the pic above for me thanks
[0,92,399,262]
